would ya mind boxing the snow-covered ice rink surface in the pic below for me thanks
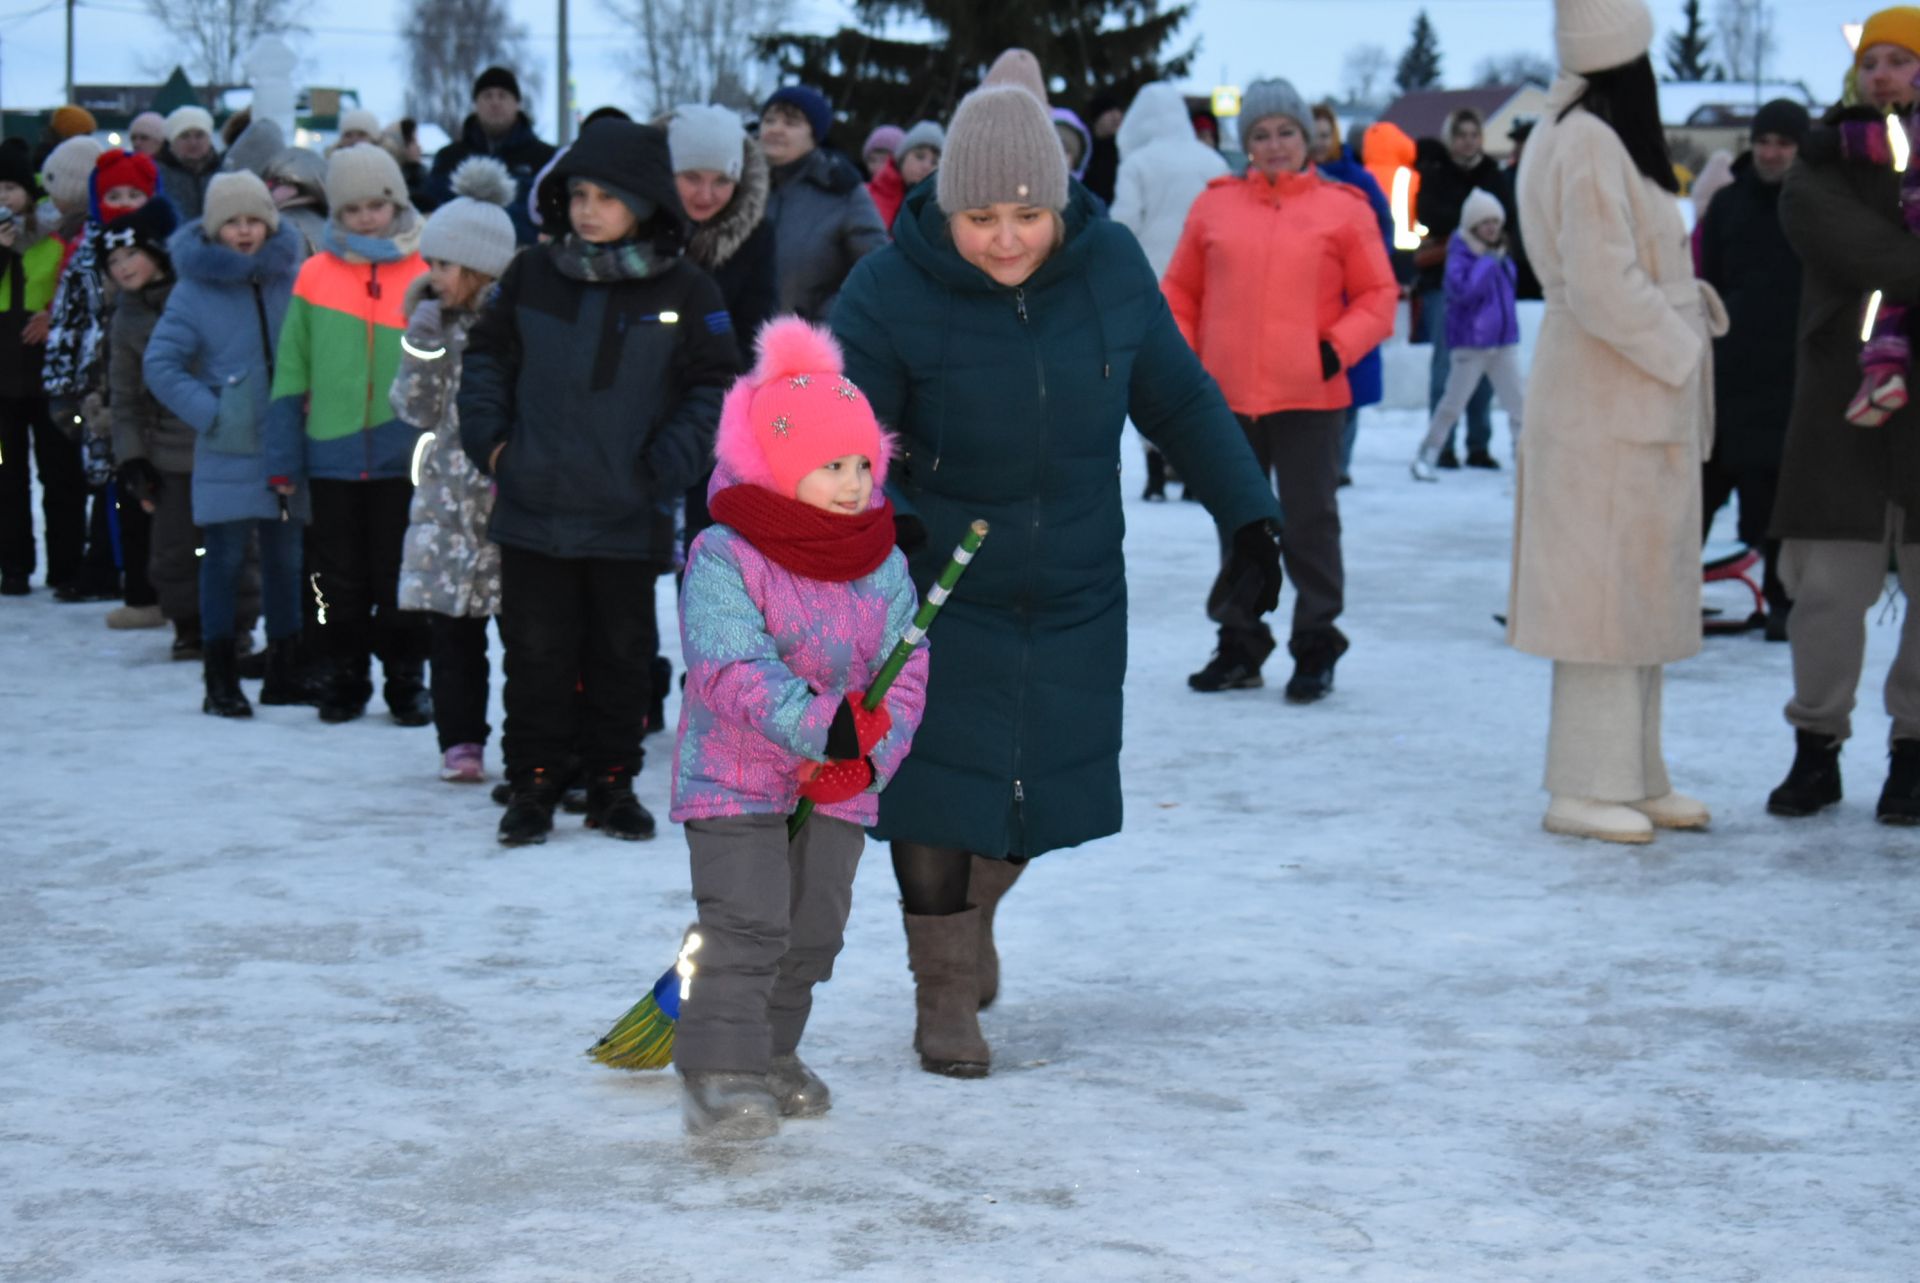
[4,408,1915,1281]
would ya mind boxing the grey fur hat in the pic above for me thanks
[419,156,517,278]
[895,120,946,160]
[666,104,746,180]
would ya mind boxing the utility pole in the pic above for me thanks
[557,0,570,145]
[65,0,74,104]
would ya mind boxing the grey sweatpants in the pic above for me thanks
[1419,345,1525,457]
[1545,661,1672,802]
[1780,507,1920,743]
[672,812,864,1074]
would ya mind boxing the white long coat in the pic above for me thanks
[1509,74,1728,666]
[1111,83,1230,279]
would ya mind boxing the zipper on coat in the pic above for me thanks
[1009,284,1047,858]
[250,282,275,379]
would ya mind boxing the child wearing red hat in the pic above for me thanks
[667,317,928,1140]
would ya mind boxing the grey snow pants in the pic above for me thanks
[672,812,865,1074]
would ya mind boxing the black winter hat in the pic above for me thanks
[100,197,181,273]
[1751,98,1810,146]
[543,118,687,240]
[474,66,522,102]
[0,138,42,199]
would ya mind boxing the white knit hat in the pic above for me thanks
[166,105,215,143]
[338,108,383,139]
[895,120,945,160]
[41,135,104,209]
[1555,0,1655,75]
[1461,187,1506,231]
[419,157,518,278]
[667,104,745,180]
[202,171,281,234]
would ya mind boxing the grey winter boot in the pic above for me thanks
[767,1054,831,1118]
[679,1070,781,1140]
[969,855,1025,1010]
[904,907,991,1078]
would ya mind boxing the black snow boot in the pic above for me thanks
[1877,740,1920,825]
[1766,730,1843,817]
[646,655,671,737]
[234,630,267,679]
[1189,629,1273,692]
[1142,447,1168,501]
[584,766,656,840]
[384,663,433,728]
[201,638,253,719]
[171,617,203,662]
[1284,628,1350,704]
[258,637,320,706]
[499,767,564,846]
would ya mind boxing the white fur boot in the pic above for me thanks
[1543,796,1655,844]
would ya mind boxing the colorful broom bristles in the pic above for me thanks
[586,933,700,1069]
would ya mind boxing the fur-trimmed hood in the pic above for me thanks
[686,135,770,272]
[166,216,305,286]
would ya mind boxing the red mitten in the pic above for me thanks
[846,692,892,756]
[798,758,874,805]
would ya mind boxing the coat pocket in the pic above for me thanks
[204,368,261,456]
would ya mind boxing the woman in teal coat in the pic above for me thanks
[832,54,1281,1079]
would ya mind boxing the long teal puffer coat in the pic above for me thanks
[832,182,1279,860]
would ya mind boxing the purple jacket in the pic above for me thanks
[669,522,929,826]
[1444,231,1520,350]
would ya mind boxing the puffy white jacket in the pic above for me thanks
[1110,83,1230,278]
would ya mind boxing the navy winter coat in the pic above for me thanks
[143,219,304,526]
[832,181,1279,860]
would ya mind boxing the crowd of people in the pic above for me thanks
[3,0,1919,1137]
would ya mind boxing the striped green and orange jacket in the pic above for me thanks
[264,239,426,481]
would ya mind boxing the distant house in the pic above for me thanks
[1376,84,1552,158]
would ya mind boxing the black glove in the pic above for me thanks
[1319,340,1342,380]
[1221,519,1283,617]
[116,457,162,504]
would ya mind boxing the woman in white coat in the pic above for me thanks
[1112,82,1229,500]
[1511,0,1729,844]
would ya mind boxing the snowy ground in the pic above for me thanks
[4,404,1916,1283]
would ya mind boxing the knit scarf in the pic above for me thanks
[42,226,106,398]
[549,234,660,283]
[708,484,896,582]
[321,216,421,265]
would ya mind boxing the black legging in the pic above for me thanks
[890,842,972,916]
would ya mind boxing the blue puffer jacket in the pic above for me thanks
[144,219,306,526]
[1318,150,1393,409]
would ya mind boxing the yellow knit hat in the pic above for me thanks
[50,105,96,139]
[1859,6,1920,63]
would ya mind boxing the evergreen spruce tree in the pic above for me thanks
[754,0,1196,143]
[1395,10,1444,93]
[1664,0,1721,81]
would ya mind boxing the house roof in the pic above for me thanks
[1656,80,1821,128]
[1379,86,1530,142]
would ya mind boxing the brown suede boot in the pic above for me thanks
[903,907,991,1078]
[968,855,1025,1010]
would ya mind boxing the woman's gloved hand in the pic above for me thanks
[1225,519,1284,616]
[1319,340,1342,380]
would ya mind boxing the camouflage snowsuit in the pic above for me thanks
[392,280,499,617]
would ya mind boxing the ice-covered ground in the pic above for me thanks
[4,405,1916,1282]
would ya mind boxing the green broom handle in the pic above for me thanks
[789,519,989,838]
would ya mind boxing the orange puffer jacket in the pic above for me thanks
[1162,167,1399,417]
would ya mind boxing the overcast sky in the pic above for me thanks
[0,0,1867,130]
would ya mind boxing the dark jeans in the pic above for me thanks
[201,517,299,643]
[498,545,659,778]
[308,478,429,681]
[142,471,202,621]
[0,396,85,584]
[1215,409,1346,662]
[1421,286,1492,456]
[430,612,497,751]
[1703,458,1788,616]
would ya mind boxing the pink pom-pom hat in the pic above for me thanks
[712,317,893,499]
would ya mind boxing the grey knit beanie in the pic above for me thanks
[982,48,1049,105]
[1239,78,1311,135]
[895,120,946,160]
[324,142,412,212]
[420,157,518,278]
[667,104,745,180]
[202,171,281,234]
[936,85,1069,213]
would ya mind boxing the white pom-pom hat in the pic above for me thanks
[419,156,518,278]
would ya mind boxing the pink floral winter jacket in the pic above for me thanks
[669,521,928,826]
